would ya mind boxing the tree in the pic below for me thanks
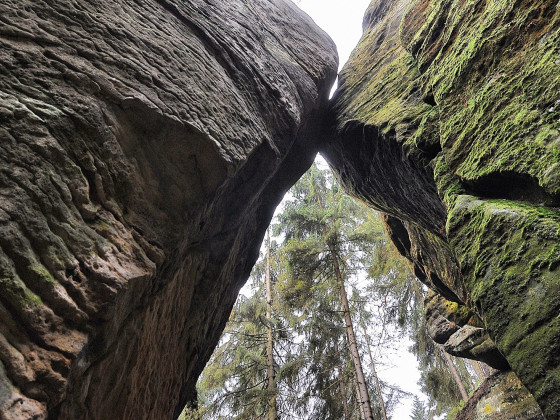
[276,164,376,419]
[264,230,277,420]
[197,162,477,419]
[197,236,305,419]
[410,397,429,420]
[363,230,475,416]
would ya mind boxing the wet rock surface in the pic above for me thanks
[0,1,337,418]
[326,0,560,417]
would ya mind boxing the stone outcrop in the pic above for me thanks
[0,1,337,418]
[454,371,544,420]
[325,0,560,417]
[424,290,509,371]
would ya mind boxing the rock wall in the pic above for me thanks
[325,0,560,417]
[454,371,544,420]
[0,1,337,418]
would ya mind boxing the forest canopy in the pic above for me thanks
[188,164,483,420]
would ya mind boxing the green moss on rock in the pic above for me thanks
[329,1,560,416]
[454,371,544,420]
[447,195,560,417]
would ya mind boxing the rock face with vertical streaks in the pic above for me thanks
[0,1,337,418]
[325,0,560,417]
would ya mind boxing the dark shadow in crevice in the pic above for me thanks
[461,171,560,208]
[422,93,436,107]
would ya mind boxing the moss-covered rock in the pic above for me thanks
[424,290,509,370]
[454,371,544,420]
[326,0,560,417]
[448,195,560,417]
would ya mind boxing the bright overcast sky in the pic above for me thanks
[295,0,371,71]
[292,1,428,418]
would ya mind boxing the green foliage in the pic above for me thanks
[177,404,205,420]
[274,164,380,419]
[410,397,429,420]
[197,163,478,419]
[446,399,466,420]
[362,217,476,416]
[197,228,312,419]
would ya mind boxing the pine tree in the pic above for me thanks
[275,164,376,419]
[410,397,429,420]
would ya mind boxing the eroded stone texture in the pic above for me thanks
[455,371,544,420]
[0,1,337,418]
[326,0,560,417]
[424,290,508,371]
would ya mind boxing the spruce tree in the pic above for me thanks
[363,227,475,416]
[275,164,376,419]
[410,397,429,420]
[197,236,304,419]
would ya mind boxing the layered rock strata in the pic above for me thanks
[325,0,560,417]
[423,290,508,371]
[0,1,337,418]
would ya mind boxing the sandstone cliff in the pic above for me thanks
[0,1,337,418]
[3,0,559,418]
[325,0,560,418]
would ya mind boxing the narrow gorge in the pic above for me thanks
[0,0,558,419]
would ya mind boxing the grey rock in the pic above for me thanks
[0,1,337,418]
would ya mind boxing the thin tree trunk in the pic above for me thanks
[469,360,485,382]
[265,230,277,420]
[440,346,469,402]
[330,246,374,420]
[360,318,387,420]
[354,377,366,420]
[334,339,351,420]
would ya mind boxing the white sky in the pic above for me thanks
[293,1,428,418]
[294,0,369,72]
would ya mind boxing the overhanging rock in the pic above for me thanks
[0,1,337,418]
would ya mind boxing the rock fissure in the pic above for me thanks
[2,0,560,418]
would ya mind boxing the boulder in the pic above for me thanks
[0,1,337,418]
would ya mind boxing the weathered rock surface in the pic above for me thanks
[455,371,544,420]
[0,1,337,418]
[325,0,560,417]
[424,291,508,371]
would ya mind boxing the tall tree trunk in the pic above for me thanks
[360,318,387,420]
[439,346,469,402]
[265,230,277,420]
[334,339,351,420]
[354,377,366,420]
[330,245,374,420]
